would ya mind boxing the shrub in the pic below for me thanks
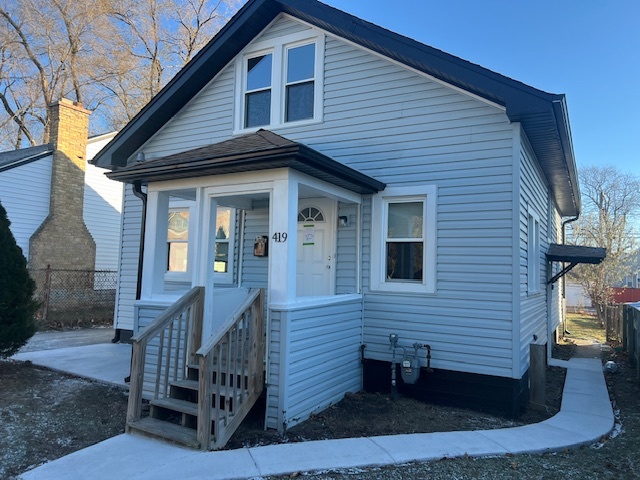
[0,201,38,357]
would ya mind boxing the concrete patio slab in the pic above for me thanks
[12,343,131,388]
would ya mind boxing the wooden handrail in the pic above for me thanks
[131,287,204,343]
[196,288,264,449]
[126,286,204,427]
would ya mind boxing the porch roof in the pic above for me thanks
[106,129,386,195]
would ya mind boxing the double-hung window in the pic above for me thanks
[236,32,324,132]
[371,186,436,294]
[285,43,315,122]
[245,53,273,128]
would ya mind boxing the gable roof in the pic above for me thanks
[0,144,53,173]
[106,129,386,194]
[93,0,580,216]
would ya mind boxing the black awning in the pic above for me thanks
[546,243,606,284]
[546,244,606,264]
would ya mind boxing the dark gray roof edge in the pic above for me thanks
[551,97,580,216]
[0,144,54,173]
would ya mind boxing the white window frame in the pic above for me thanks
[234,29,325,133]
[527,208,541,294]
[371,185,437,294]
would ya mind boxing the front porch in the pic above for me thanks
[111,131,385,448]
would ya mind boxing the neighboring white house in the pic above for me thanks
[93,0,604,441]
[0,121,121,271]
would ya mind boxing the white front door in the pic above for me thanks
[296,198,336,297]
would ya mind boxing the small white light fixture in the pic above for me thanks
[136,151,145,162]
[338,215,349,227]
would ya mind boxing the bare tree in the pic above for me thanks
[0,0,242,149]
[569,165,640,325]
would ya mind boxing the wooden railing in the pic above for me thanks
[126,286,204,426]
[195,288,265,450]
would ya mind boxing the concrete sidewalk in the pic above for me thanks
[15,344,614,480]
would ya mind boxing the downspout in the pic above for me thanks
[132,180,147,301]
[121,180,147,382]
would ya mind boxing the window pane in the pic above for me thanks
[246,90,271,127]
[168,242,188,272]
[168,211,189,240]
[214,242,229,273]
[247,54,272,91]
[216,207,231,239]
[386,242,423,281]
[388,202,423,238]
[286,81,314,122]
[287,44,315,83]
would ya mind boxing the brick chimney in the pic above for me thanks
[29,99,96,271]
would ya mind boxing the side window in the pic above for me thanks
[167,208,189,273]
[245,53,273,128]
[285,43,315,122]
[527,210,541,293]
[371,186,436,294]
[385,201,424,281]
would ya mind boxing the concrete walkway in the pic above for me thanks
[13,327,130,387]
[14,341,614,480]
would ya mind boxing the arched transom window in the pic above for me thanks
[298,206,325,222]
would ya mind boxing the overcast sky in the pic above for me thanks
[323,0,639,176]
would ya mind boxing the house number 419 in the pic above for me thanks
[272,232,288,242]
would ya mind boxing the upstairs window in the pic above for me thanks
[285,43,315,122]
[245,53,273,128]
[235,32,324,132]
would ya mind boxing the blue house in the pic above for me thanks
[94,0,603,449]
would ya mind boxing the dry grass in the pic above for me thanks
[565,312,606,343]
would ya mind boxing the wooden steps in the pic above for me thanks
[126,288,265,450]
[128,417,200,449]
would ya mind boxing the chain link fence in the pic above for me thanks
[29,267,117,329]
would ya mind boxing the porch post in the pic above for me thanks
[141,190,169,298]
[201,197,218,339]
[270,178,298,304]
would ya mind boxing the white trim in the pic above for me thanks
[269,293,361,311]
[269,178,299,304]
[511,123,522,378]
[370,185,437,294]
